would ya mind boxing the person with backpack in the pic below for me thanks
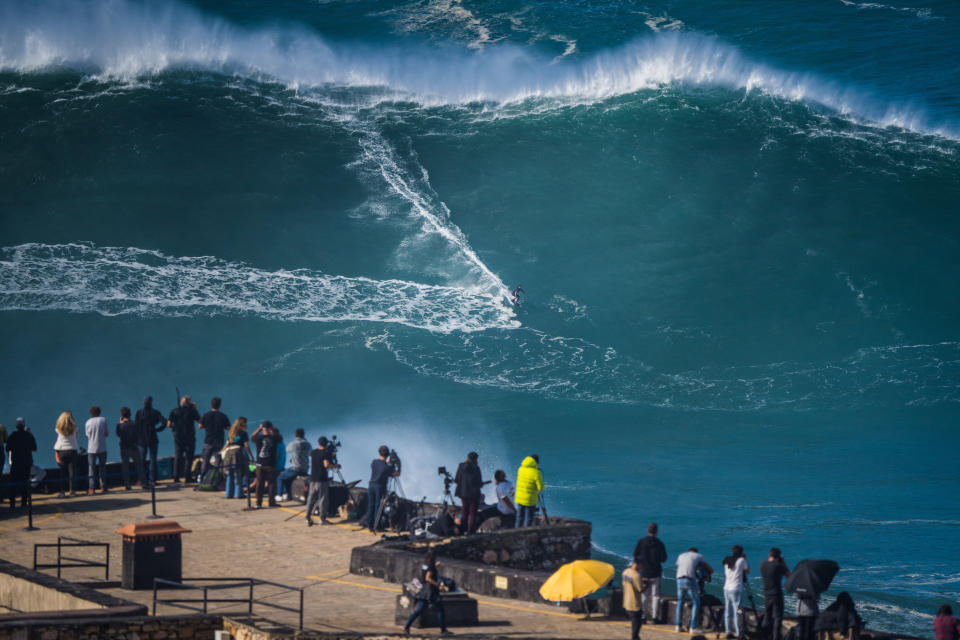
[250,421,283,508]
[222,417,252,498]
[116,407,145,490]
[514,455,544,528]
[723,545,751,639]
[403,549,454,636]
[167,396,200,484]
[134,396,164,486]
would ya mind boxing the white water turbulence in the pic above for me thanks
[0,0,955,138]
[0,244,517,333]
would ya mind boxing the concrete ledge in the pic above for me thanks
[0,613,221,639]
[0,558,139,614]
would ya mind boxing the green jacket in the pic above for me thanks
[515,456,544,507]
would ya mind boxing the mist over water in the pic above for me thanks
[2,0,959,635]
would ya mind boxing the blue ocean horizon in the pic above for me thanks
[1,0,958,635]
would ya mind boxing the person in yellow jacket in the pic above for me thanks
[515,454,544,527]
[623,560,644,640]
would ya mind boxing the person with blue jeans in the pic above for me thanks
[676,547,713,634]
[366,445,398,532]
[722,545,750,638]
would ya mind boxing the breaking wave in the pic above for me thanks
[0,0,955,137]
[0,243,517,333]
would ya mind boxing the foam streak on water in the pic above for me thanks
[0,243,516,333]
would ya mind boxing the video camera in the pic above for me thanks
[388,449,402,474]
[438,466,454,495]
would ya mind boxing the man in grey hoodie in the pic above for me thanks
[277,428,311,500]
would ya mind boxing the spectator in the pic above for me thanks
[54,411,80,498]
[454,452,486,534]
[797,592,820,640]
[306,436,340,526]
[722,545,750,639]
[515,454,544,528]
[676,547,712,634]
[116,407,145,490]
[5,418,37,508]
[222,417,252,499]
[134,396,164,486]
[198,397,230,478]
[0,423,7,479]
[250,421,282,508]
[760,548,790,640]
[935,604,960,640]
[622,560,644,640]
[278,428,311,500]
[367,445,399,532]
[85,406,109,494]
[167,396,200,484]
[494,470,516,528]
[403,549,453,636]
[633,522,668,624]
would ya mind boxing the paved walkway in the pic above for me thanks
[0,485,696,639]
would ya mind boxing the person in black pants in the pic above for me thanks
[135,396,164,486]
[760,548,790,640]
[198,397,230,479]
[366,445,399,531]
[5,418,37,508]
[167,396,200,483]
[403,549,453,636]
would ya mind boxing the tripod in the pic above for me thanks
[372,474,406,532]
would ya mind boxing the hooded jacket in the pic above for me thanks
[515,456,544,507]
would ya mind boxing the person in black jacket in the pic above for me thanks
[454,451,488,535]
[134,396,164,487]
[5,418,37,508]
[403,549,453,636]
[167,396,200,483]
[116,407,146,490]
[633,522,668,623]
[198,397,230,478]
[250,421,283,509]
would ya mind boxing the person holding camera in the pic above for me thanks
[250,421,283,508]
[722,545,750,639]
[454,451,488,534]
[760,548,790,640]
[403,549,454,636]
[675,547,713,634]
[306,436,340,526]
[367,445,399,532]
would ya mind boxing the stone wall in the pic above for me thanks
[0,614,222,640]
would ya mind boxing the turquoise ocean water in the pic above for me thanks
[1,0,959,634]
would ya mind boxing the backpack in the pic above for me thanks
[197,468,224,492]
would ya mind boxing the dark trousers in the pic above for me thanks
[405,598,447,632]
[763,596,784,640]
[120,445,146,489]
[630,610,643,640]
[9,465,30,508]
[461,498,479,534]
[200,443,221,478]
[56,449,78,494]
[798,616,816,640]
[306,480,330,522]
[142,442,159,484]
[255,465,276,506]
[87,452,107,490]
[367,483,386,530]
[173,439,195,482]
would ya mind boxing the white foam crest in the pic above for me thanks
[0,243,517,333]
[1,0,955,138]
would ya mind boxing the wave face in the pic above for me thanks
[1,0,959,637]
[0,0,956,137]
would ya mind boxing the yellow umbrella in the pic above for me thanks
[539,559,615,602]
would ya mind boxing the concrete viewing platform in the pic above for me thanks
[0,484,668,639]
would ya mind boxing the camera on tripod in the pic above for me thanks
[388,449,402,473]
[327,435,342,464]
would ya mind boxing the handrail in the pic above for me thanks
[153,577,304,629]
[33,536,110,580]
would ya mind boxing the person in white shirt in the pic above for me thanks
[722,545,751,638]
[85,406,109,494]
[54,411,80,498]
[494,470,516,527]
[675,547,713,634]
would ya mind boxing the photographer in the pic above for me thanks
[367,445,399,532]
[454,451,488,534]
[306,436,340,527]
[250,421,283,509]
[760,548,790,640]
[402,549,454,636]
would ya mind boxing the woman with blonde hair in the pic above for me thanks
[223,417,252,498]
[54,411,80,497]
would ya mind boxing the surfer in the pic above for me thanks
[511,284,525,306]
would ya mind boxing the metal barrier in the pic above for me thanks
[33,536,110,580]
[152,577,304,630]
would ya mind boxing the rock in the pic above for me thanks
[499,550,511,563]
[482,550,498,564]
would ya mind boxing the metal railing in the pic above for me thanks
[152,577,304,630]
[33,536,110,580]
